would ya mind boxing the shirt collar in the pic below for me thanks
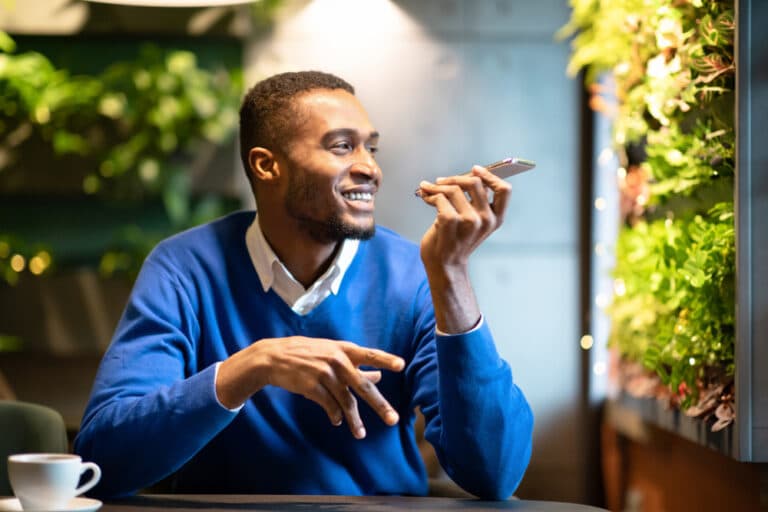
[245,213,359,294]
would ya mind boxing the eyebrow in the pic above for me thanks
[321,129,380,145]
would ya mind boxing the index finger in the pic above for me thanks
[340,343,406,372]
[434,174,491,211]
[471,165,512,220]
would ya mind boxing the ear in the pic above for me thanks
[247,147,281,184]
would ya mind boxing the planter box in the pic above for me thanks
[606,393,733,457]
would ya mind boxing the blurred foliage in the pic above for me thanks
[0,334,22,352]
[250,0,286,26]
[561,0,735,411]
[0,31,243,283]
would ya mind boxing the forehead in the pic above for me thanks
[292,89,375,137]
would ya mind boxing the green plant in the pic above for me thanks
[609,203,734,407]
[561,0,735,427]
[0,31,243,281]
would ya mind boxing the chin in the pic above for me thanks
[339,219,375,240]
[351,218,376,238]
[301,216,375,243]
[347,226,375,240]
[337,212,374,235]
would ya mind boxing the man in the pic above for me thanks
[74,71,533,500]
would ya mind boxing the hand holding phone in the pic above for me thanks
[414,157,536,196]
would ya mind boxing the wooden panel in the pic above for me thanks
[0,353,102,435]
[602,411,765,512]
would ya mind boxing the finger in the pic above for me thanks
[416,180,442,199]
[426,186,484,237]
[450,173,494,232]
[429,181,475,217]
[422,193,468,238]
[418,188,443,207]
[416,178,444,195]
[351,373,400,427]
[417,167,488,197]
[361,370,382,383]
[436,174,491,213]
[331,359,400,428]
[419,190,459,222]
[303,382,343,427]
[417,180,468,209]
[471,166,512,220]
[335,387,365,439]
[342,344,405,372]
[316,363,367,439]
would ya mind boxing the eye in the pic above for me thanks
[331,140,353,153]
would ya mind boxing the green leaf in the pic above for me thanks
[52,131,88,155]
[163,170,191,226]
[0,31,16,53]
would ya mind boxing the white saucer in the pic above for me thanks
[0,498,102,512]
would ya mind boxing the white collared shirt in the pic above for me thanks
[245,214,359,315]
[215,212,482,411]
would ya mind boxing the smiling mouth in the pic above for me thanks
[341,192,374,203]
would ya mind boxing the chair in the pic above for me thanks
[0,400,68,496]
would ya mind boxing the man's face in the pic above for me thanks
[279,89,381,244]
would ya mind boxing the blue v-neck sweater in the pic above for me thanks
[74,211,533,500]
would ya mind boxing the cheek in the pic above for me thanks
[288,172,338,211]
[304,166,342,195]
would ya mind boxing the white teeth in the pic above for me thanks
[343,192,373,202]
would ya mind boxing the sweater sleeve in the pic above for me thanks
[407,281,534,500]
[73,255,238,498]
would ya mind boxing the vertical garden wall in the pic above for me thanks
[0,29,244,353]
[0,32,243,282]
[561,0,736,431]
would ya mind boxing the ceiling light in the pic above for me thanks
[82,0,255,7]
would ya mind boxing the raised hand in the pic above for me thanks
[416,165,512,333]
[417,165,511,268]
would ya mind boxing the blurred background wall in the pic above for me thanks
[0,0,591,504]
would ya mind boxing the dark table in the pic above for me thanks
[102,495,607,511]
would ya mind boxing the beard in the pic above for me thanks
[284,168,375,244]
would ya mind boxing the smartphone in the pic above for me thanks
[483,157,536,179]
[414,157,536,196]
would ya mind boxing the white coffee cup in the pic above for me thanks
[7,454,101,511]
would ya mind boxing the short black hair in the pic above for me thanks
[238,71,355,181]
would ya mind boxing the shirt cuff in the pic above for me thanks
[435,314,484,337]
[434,319,504,377]
[213,361,245,413]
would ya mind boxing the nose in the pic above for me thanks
[351,150,381,183]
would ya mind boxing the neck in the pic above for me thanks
[258,214,340,289]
